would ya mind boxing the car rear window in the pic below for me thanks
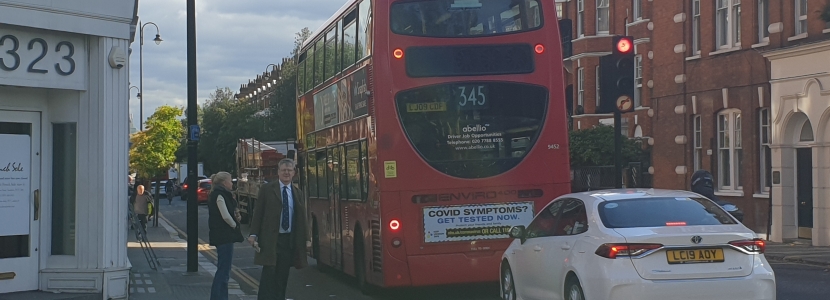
[598,197,738,228]
[199,182,212,189]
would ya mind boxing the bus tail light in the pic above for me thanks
[393,48,404,59]
[392,238,402,248]
[534,44,545,54]
[389,219,401,231]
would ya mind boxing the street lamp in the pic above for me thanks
[129,86,140,132]
[139,21,163,131]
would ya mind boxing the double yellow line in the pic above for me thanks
[158,213,261,290]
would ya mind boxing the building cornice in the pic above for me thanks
[763,39,830,60]
[565,52,612,61]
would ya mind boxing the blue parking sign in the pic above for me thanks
[189,125,200,141]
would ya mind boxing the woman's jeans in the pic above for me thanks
[210,243,234,300]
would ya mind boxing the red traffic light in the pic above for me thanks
[616,38,632,53]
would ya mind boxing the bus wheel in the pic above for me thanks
[312,219,320,260]
[354,231,372,294]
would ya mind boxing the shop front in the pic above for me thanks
[0,1,137,298]
[767,40,830,246]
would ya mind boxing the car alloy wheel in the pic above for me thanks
[501,264,516,300]
[567,280,585,300]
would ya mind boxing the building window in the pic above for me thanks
[694,115,702,171]
[595,65,601,108]
[597,0,610,34]
[634,54,642,107]
[633,0,642,20]
[692,0,701,54]
[759,109,770,193]
[556,2,564,19]
[795,0,807,35]
[52,123,77,256]
[758,0,769,42]
[733,0,741,44]
[718,110,742,190]
[577,67,584,107]
[577,0,585,36]
[716,0,741,48]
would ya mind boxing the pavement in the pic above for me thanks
[765,239,830,267]
[3,215,829,300]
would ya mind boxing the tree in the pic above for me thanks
[129,105,184,212]
[199,87,263,175]
[568,125,643,168]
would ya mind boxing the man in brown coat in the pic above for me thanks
[248,158,309,300]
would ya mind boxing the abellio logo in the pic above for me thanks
[462,124,489,132]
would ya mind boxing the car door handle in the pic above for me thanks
[533,245,542,252]
[561,243,571,250]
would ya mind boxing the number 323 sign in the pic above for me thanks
[0,28,86,90]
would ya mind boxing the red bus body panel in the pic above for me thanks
[297,0,569,288]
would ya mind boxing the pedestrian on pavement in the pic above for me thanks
[130,184,153,234]
[208,171,244,300]
[166,179,175,204]
[248,158,310,300]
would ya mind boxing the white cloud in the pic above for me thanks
[128,0,344,127]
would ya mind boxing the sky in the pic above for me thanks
[128,0,346,129]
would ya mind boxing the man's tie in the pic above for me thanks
[281,186,290,231]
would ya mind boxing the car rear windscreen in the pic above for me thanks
[598,197,738,228]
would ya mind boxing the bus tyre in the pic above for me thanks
[501,262,516,300]
[565,276,585,300]
[354,235,372,294]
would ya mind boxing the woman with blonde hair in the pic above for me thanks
[208,172,243,300]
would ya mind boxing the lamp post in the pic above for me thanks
[139,21,163,131]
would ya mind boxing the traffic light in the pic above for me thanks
[598,36,635,114]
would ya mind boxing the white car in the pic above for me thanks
[500,189,775,300]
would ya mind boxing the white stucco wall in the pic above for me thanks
[767,40,830,246]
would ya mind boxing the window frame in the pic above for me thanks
[634,54,642,107]
[577,67,584,107]
[693,115,702,171]
[759,108,770,193]
[577,0,585,37]
[595,65,600,108]
[795,0,807,35]
[596,0,610,34]
[633,0,642,21]
[717,109,742,191]
[692,0,701,54]
[716,0,741,49]
[757,0,770,42]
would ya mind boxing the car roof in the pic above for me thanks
[198,178,211,183]
[571,188,702,202]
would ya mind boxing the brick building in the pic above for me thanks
[235,58,293,112]
[559,0,830,237]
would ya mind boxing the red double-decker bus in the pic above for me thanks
[295,0,569,290]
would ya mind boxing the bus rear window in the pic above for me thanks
[391,0,543,37]
[396,82,547,178]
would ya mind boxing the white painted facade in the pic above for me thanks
[766,40,830,246]
[0,1,137,298]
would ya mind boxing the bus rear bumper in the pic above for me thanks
[404,252,501,286]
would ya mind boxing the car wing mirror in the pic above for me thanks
[509,225,526,243]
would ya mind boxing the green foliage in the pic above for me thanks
[129,106,184,198]
[569,125,643,168]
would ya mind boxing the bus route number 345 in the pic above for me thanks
[455,85,488,110]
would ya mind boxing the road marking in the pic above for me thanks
[157,212,261,291]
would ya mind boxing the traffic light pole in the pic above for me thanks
[186,0,198,273]
[614,111,623,188]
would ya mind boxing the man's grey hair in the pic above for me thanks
[278,158,296,169]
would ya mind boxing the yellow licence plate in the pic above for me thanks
[666,248,725,264]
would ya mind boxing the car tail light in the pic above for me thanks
[595,243,663,259]
[729,238,765,254]
[183,184,188,189]
[389,219,401,231]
